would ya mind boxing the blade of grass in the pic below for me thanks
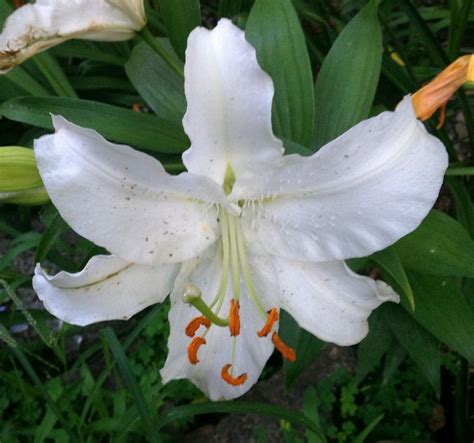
[79,305,163,427]
[102,327,159,443]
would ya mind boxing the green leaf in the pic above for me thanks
[51,41,127,66]
[370,248,415,310]
[125,40,185,122]
[156,401,325,437]
[156,0,201,61]
[380,304,440,396]
[353,413,384,443]
[393,210,474,277]
[102,327,159,443]
[33,52,77,98]
[35,211,69,263]
[447,0,472,59]
[382,341,407,383]
[0,0,12,23]
[0,97,189,154]
[355,310,393,384]
[446,177,474,238]
[218,0,242,18]
[409,274,474,362]
[312,0,382,149]
[5,66,51,96]
[279,311,324,390]
[246,0,314,147]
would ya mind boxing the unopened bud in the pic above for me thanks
[411,54,473,127]
[0,146,49,205]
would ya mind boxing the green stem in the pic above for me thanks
[139,26,184,79]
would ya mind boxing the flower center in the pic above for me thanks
[183,195,296,387]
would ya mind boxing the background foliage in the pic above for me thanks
[0,0,473,441]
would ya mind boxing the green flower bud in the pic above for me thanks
[0,146,49,205]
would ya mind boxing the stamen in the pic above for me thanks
[257,308,279,337]
[229,300,241,336]
[187,337,206,365]
[221,364,248,386]
[272,332,296,362]
[185,316,211,337]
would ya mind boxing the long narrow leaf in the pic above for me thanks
[103,327,159,443]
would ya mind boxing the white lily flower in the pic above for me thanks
[0,0,145,73]
[32,19,448,400]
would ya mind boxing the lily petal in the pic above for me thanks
[182,18,283,185]
[234,96,448,262]
[160,244,275,400]
[0,0,145,73]
[273,257,399,346]
[35,116,225,265]
[33,255,178,326]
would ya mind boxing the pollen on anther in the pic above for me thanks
[229,300,241,336]
[257,308,279,337]
[185,316,211,337]
[272,332,296,362]
[221,364,248,386]
[187,337,206,365]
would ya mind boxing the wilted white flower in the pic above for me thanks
[0,0,145,73]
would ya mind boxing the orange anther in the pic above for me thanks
[257,308,279,337]
[272,332,296,362]
[229,300,241,336]
[187,337,206,365]
[132,103,142,113]
[411,54,473,127]
[221,364,248,386]
[185,316,211,337]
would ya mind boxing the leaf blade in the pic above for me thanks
[312,0,382,149]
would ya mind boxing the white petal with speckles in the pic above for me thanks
[35,116,225,265]
[233,96,448,262]
[33,254,179,326]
